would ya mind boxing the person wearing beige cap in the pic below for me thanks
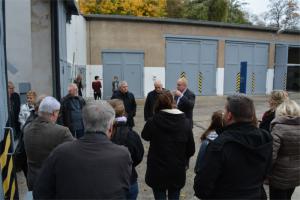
[24,96,74,191]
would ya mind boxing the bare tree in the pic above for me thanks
[266,0,300,29]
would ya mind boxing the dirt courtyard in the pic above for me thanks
[17,93,300,199]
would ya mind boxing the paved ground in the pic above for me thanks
[17,92,300,199]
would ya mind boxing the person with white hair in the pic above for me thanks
[59,83,86,138]
[33,100,132,199]
[24,96,74,191]
[269,99,300,200]
[111,81,137,128]
[144,80,164,121]
[174,77,195,127]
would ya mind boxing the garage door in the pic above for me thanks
[224,42,268,95]
[102,51,144,99]
[273,45,288,90]
[166,39,217,96]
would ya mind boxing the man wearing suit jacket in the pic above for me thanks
[174,77,196,127]
[24,96,74,191]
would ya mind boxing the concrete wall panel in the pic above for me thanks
[88,20,300,68]
[31,0,52,95]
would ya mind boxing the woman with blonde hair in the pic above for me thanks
[269,99,300,200]
[259,90,288,132]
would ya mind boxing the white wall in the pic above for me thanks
[144,67,165,96]
[66,15,87,95]
[216,68,224,95]
[66,15,87,66]
[86,65,103,98]
[5,0,32,93]
[266,68,274,94]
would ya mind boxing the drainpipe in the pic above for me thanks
[50,0,61,100]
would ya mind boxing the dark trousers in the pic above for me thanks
[94,91,101,100]
[71,129,84,139]
[270,186,295,200]
[127,181,138,200]
[152,188,180,200]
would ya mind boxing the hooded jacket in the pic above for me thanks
[141,109,195,189]
[269,116,300,189]
[111,120,144,184]
[194,122,273,199]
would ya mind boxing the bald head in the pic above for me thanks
[154,80,163,93]
[68,83,78,96]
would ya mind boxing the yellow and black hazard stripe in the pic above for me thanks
[180,71,186,79]
[251,72,256,94]
[0,128,18,200]
[198,71,203,94]
[236,72,241,93]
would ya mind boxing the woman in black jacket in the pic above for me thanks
[108,99,144,200]
[141,90,195,200]
[259,90,288,132]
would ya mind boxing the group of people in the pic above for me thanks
[5,77,300,200]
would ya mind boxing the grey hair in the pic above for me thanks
[82,100,115,133]
[119,81,128,88]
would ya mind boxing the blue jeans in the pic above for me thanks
[71,129,84,139]
[152,188,180,200]
[127,182,139,200]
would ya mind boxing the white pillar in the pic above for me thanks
[266,68,274,94]
[216,68,224,96]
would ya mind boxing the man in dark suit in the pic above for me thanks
[33,100,132,199]
[144,80,163,121]
[174,77,195,126]
[111,81,136,128]
[24,96,74,191]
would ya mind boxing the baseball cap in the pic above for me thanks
[38,96,61,113]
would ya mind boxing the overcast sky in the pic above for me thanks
[243,0,300,16]
[242,0,269,16]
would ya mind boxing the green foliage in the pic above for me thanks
[207,0,228,22]
[79,0,250,25]
[166,0,184,18]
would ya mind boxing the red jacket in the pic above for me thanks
[92,81,102,92]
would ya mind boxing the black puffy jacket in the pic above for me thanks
[142,109,195,189]
[111,121,144,184]
[194,122,273,199]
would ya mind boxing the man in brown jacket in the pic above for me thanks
[24,96,74,191]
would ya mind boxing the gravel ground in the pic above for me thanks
[17,92,300,200]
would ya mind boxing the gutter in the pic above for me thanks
[84,14,300,35]
[51,0,61,100]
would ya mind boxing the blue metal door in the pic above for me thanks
[224,43,240,94]
[166,38,217,95]
[274,45,288,90]
[102,51,144,99]
[224,42,268,95]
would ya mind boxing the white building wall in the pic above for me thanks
[66,15,87,95]
[144,67,165,96]
[266,68,274,94]
[86,65,103,98]
[5,0,32,93]
[216,68,224,95]
[66,15,87,66]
